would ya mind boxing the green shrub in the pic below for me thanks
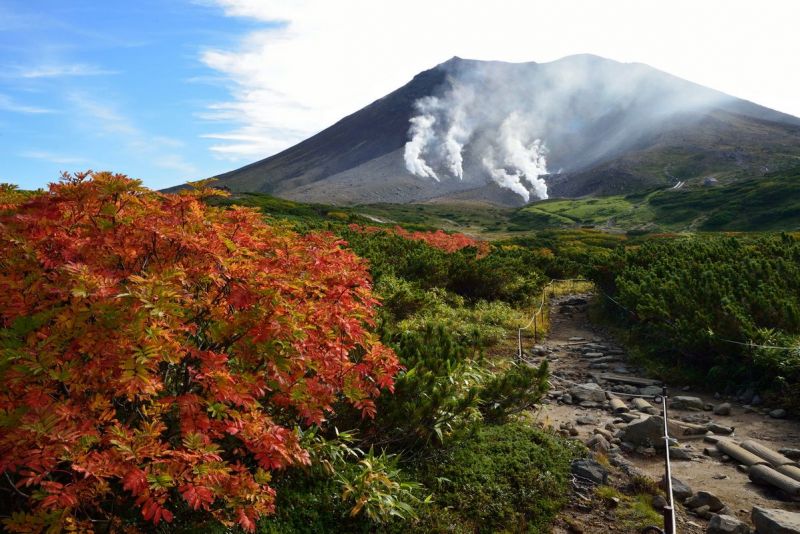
[591,233,800,406]
[479,361,550,423]
[416,423,581,533]
[396,294,526,345]
[365,325,551,452]
[257,433,425,533]
[370,324,487,450]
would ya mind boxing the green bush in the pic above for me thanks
[257,432,425,534]
[370,324,487,450]
[395,292,526,345]
[591,233,800,406]
[479,361,550,423]
[363,325,552,452]
[416,423,581,533]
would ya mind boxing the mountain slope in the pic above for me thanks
[203,55,800,206]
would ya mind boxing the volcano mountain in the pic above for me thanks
[201,55,800,207]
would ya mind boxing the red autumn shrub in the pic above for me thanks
[0,172,399,532]
[347,224,490,257]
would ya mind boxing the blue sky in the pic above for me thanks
[0,0,282,189]
[2,0,799,191]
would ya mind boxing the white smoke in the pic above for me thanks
[401,55,734,203]
[403,76,549,201]
[403,99,439,181]
[443,120,468,178]
[482,150,533,202]
[492,113,549,199]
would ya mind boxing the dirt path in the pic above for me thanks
[536,293,800,533]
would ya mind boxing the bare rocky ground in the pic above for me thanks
[532,293,800,533]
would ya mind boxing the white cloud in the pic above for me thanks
[0,93,54,114]
[21,150,87,165]
[17,63,117,78]
[200,0,800,161]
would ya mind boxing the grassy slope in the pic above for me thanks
[214,166,800,238]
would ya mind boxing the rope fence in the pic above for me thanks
[517,272,798,534]
[521,277,679,532]
[517,278,591,360]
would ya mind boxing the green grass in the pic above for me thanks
[521,197,636,226]
[648,170,800,231]
[213,165,800,238]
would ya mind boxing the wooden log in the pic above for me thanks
[716,440,770,467]
[609,397,629,414]
[668,419,708,436]
[776,464,800,483]
[741,440,797,467]
[748,464,800,497]
[632,398,656,413]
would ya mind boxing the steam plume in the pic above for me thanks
[402,55,733,202]
[403,73,549,200]
[403,98,439,181]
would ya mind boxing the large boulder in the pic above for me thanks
[752,507,800,534]
[707,514,750,534]
[671,396,705,411]
[571,458,608,485]
[621,416,666,449]
[569,382,607,403]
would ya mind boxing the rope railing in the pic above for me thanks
[522,278,675,534]
[517,278,590,360]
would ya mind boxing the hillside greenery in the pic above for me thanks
[591,234,800,410]
[1,174,582,533]
[217,166,800,237]
[5,166,800,533]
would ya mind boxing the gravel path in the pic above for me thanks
[537,293,800,533]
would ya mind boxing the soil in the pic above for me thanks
[535,293,800,533]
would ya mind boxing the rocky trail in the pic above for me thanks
[531,293,800,534]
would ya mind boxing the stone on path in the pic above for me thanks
[576,415,600,425]
[707,514,750,534]
[612,384,639,395]
[751,506,800,534]
[571,459,608,485]
[569,382,607,403]
[685,491,725,512]
[619,412,641,423]
[640,385,663,397]
[706,422,735,435]
[769,409,788,419]
[660,475,693,500]
[713,402,732,416]
[669,447,694,460]
[671,396,705,411]
[621,416,666,449]
[586,434,611,453]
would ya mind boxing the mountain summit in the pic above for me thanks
[205,55,800,206]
